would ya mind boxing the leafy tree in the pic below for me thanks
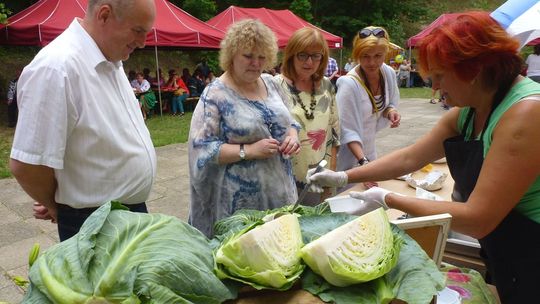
[312,0,429,48]
[2,0,36,16]
[176,0,217,21]
[289,0,313,22]
[0,2,11,24]
[216,0,290,11]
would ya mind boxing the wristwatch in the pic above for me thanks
[358,157,369,166]
[239,144,246,160]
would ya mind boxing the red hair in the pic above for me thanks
[418,11,521,89]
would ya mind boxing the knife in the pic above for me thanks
[292,159,327,211]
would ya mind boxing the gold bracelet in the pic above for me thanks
[386,108,397,118]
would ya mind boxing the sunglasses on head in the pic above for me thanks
[358,27,387,39]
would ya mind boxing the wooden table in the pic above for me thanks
[341,161,454,220]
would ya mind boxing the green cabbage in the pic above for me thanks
[302,225,445,304]
[22,202,235,304]
[214,213,305,290]
[300,207,401,287]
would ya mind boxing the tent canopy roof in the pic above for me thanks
[406,13,459,48]
[0,0,224,48]
[207,6,342,49]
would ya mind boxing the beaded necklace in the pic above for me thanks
[290,79,317,120]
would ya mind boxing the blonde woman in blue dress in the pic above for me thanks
[274,27,340,205]
[188,19,301,237]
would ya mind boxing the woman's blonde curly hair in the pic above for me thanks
[219,19,278,72]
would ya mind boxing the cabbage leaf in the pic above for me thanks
[212,204,445,303]
[23,202,235,304]
[302,225,446,304]
[214,214,305,290]
[300,208,401,287]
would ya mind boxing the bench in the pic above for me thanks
[184,96,199,112]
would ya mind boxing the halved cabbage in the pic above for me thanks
[214,213,305,290]
[300,207,401,287]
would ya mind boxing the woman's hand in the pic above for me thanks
[246,138,281,159]
[387,109,401,128]
[280,135,301,157]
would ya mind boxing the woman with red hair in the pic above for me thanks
[307,11,540,302]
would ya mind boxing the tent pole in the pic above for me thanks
[154,44,163,117]
[339,48,343,74]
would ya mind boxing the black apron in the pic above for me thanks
[444,110,540,303]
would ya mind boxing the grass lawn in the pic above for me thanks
[146,112,192,146]
[0,126,15,178]
[0,87,430,179]
[398,86,434,99]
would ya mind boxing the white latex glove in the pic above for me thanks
[348,187,393,210]
[306,168,348,192]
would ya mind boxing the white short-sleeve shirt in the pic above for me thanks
[11,19,157,208]
[526,54,540,77]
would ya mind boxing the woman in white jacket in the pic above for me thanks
[336,26,401,188]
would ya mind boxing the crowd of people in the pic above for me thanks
[126,60,217,119]
[6,1,540,301]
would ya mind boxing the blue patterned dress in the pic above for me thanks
[188,74,299,237]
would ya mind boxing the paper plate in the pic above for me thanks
[433,157,447,164]
[437,287,462,304]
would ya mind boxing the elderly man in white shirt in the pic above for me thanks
[10,0,157,241]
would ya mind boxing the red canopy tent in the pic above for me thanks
[0,0,224,48]
[528,38,540,45]
[406,13,459,48]
[0,0,226,116]
[207,6,342,49]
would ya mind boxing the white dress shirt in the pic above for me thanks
[11,19,156,208]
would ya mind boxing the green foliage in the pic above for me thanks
[181,0,217,21]
[1,0,36,16]
[0,124,14,178]
[289,0,313,23]
[314,0,430,48]
[214,0,505,48]
[0,2,11,24]
[216,0,290,11]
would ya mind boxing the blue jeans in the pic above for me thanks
[171,93,187,114]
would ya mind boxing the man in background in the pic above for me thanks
[6,70,20,128]
[10,0,157,241]
[343,58,353,73]
[325,56,339,87]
